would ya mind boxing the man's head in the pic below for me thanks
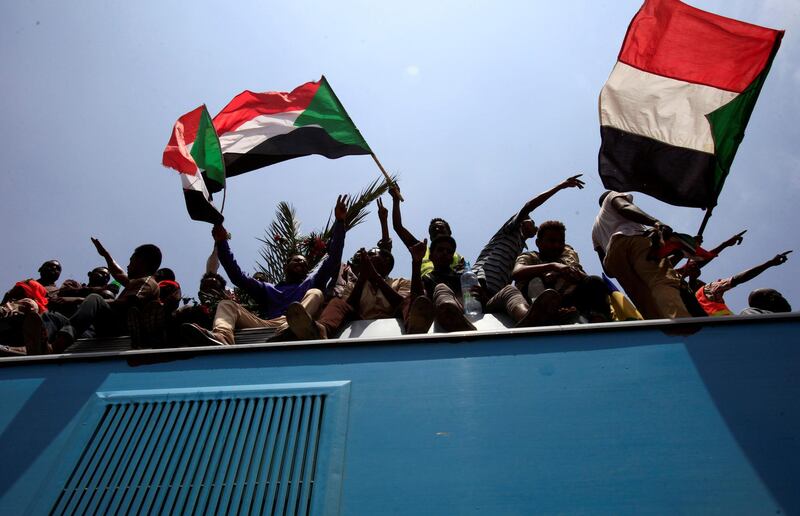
[284,254,309,283]
[155,268,176,282]
[429,235,457,271]
[535,220,567,261]
[127,244,162,279]
[428,218,452,240]
[520,218,538,240]
[37,260,62,285]
[87,267,111,287]
[598,191,613,207]
[366,247,395,277]
[200,272,227,293]
[748,288,791,313]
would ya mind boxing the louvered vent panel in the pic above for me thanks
[50,395,326,516]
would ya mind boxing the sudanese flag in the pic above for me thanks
[598,0,783,208]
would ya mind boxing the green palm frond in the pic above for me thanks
[255,174,398,283]
[321,173,397,238]
[256,201,302,283]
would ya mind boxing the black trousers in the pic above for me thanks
[61,294,125,340]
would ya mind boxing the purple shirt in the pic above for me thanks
[217,220,346,319]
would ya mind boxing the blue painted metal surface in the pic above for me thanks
[0,315,798,515]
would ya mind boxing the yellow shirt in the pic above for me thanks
[420,248,464,276]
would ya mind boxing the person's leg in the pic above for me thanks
[210,299,277,345]
[488,284,562,327]
[299,288,324,318]
[53,294,113,352]
[402,294,434,334]
[604,236,659,319]
[486,285,529,321]
[526,278,547,303]
[624,238,690,319]
[286,289,338,340]
[433,284,476,332]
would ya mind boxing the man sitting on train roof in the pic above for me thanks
[388,185,465,275]
[513,220,611,323]
[471,174,585,301]
[286,198,427,339]
[45,240,162,353]
[287,246,419,339]
[47,266,118,317]
[181,195,349,346]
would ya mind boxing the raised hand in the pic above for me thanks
[724,230,747,247]
[211,224,228,243]
[769,250,792,267]
[409,239,428,263]
[91,237,110,258]
[388,185,402,202]
[376,197,388,221]
[334,194,349,222]
[560,174,585,190]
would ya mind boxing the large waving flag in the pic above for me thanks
[211,76,371,190]
[599,0,783,208]
[162,105,225,224]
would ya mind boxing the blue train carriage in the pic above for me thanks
[0,312,798,515]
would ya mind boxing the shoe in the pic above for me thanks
[23,311,47,355]
[286,302,327,340]
[406,296,434,334]
[50,331,74,354]
[516,289,562,328]
[435,301,477,332]
[127,307,143,348]
[180,323,227,347]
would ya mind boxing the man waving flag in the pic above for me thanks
[599,0,783,209]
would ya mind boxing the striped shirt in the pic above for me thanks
[472,216,526,297]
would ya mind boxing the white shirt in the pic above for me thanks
[591,192,648,253]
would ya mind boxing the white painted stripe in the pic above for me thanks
[600,62,738,153]
[218,110,315,154]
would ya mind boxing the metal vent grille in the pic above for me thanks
[50,394,326,516]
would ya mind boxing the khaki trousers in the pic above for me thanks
[212,289,324,344]
[603,235,689,320]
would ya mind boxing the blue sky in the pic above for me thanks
[1,0,797,313]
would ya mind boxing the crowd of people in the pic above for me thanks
[0,176,793,356]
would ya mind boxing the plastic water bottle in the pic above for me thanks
[460,262,483,316]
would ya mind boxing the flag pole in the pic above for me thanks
[697,207,714,237]
[371,153,403,201]
[320,76,402,201]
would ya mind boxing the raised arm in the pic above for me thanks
[730,251,791,288]
[708,230,746,257]
[408,239,428,298]
[91,237,128,286]
[389,186,421,248]
[513,174,585,224]
[206,244,221,274]
[611,196,668,233]
[376,197,393,252]
[309,195,349,289]
[213,224,264,296]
